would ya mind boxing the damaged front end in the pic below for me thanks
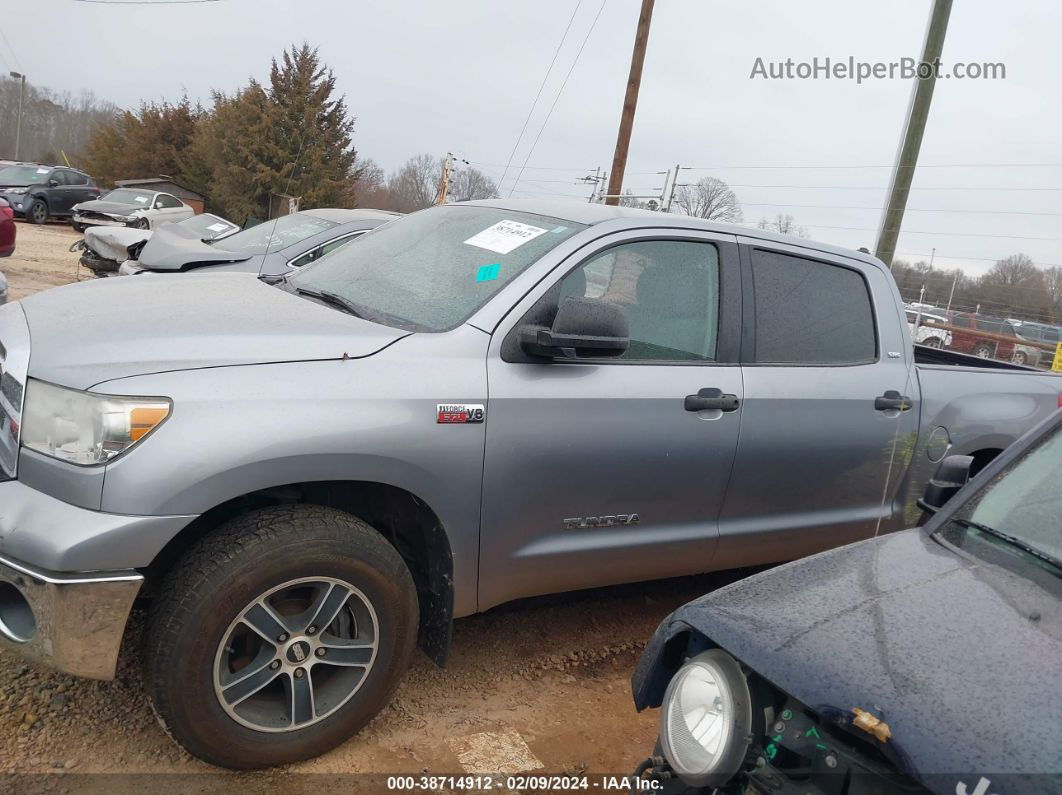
[71,226,152,277]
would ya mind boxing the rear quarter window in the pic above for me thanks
[750,249,877,365]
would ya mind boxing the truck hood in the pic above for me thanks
[136,222,252,271]
[73,199,144,217]
[633,529,1062,794]
[20,273,410,388]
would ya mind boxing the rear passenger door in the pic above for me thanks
[715,241,918,569]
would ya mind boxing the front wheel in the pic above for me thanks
[27,199,48,224]
[922,337,944,349]
[134,217,150,230]
[1012,351,1029,365]
[973,343,994,358]
[145,505,418,769]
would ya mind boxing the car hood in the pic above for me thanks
[73,199,145,216]
[136,222,252,271]
[83,226,152,261]
[633,529,1062,794]
[20,272,410,388]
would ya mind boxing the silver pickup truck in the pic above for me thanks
[0,199,1058,768]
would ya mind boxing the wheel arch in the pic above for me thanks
[144,479,455,666]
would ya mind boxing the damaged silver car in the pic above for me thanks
[71,213,240,277]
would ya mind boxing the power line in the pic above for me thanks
[721,183,1062,191]
[687,162,1062,170]
[0,25,22,72]
[738,201,1062,217]
[496,0,584,194]
[896,252,1061,267]
[74,0,222,4]
[734,219,1062,242]
[509,0,608,197]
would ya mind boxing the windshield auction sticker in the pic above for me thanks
[463,220,547,254]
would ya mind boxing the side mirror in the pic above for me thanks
[48,179,60,187]
[519,298,629,359]
[918,454,974,515]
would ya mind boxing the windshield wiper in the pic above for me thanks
[954,518,1062,571]
[294,287,367,319]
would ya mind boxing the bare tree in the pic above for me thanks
[447,166,498,202]
[386,153,440,212]
[672,177,742,222]
[758,213,808,238]
[351,157,390,208]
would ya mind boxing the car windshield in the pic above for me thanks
[287,205,586,332]
[212,213,335,255]
[178,214,239,240]
[0,165,52,185]
[102,189,155,206]
[953,423,1062,571]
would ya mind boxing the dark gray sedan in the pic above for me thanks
[122,208,400,277]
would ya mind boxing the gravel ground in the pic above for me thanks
[2,220,84,300]
[0,225,753,786]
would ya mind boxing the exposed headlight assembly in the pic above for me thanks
[5,187,28,195]
[659,649,753,788]
[21,379,171,465]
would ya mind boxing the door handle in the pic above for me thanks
[874,390,912,411]
[685,388,740,412]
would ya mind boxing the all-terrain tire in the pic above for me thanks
[144,504,418,769]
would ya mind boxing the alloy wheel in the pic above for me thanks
[213,576,379,732]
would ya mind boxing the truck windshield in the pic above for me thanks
[954,424,1062,573]
[287,205,586,331]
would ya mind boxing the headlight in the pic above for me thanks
[21,379,171,465]
[659,649,753,788]
[5,188,28,195]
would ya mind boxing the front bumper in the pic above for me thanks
[72,212,130,228]
[0,553,142,680]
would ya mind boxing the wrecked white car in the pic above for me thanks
[71,213,239,277]
[71,187,195,231]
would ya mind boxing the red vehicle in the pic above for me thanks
[947,311,1018,359]
[0,196,15,258]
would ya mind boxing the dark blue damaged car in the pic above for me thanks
[630,410,1062,795]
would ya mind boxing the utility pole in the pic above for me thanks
[9,72,25,161]
[874,0,952,265]
[664,163,682,212]
[579,167,603,202]
[436,152,454,205]
[604,0,655,206]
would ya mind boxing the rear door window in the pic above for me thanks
[750,249,876,364]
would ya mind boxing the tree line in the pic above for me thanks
[891,253,1062,325]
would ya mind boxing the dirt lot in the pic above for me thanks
[0,222,746,788]
[3,221,84,300]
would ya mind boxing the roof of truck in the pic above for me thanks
[461,198,884,269]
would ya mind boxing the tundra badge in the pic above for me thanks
[563,514,640,530]
[437,404,486,424]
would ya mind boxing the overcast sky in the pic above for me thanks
[8,0,1061,275]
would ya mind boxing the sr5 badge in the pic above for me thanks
[437,404,485,424]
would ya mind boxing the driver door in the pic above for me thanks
[478,230,744,610]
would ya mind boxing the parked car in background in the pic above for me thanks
[122,208,398,277]
[0,196,15,258]
[0,272,7,305]
[905,308,951,348]
[71,188,195,231]
[630,408,1062,795]
[72,213,240,277]
[1012,320,1061,367]
[947,312,1020,360]
[0,164,100,224]
[0,200,1058,769]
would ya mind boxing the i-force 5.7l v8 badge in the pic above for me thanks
[437,404,486,424]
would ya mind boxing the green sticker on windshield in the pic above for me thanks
[475,263,501,282]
